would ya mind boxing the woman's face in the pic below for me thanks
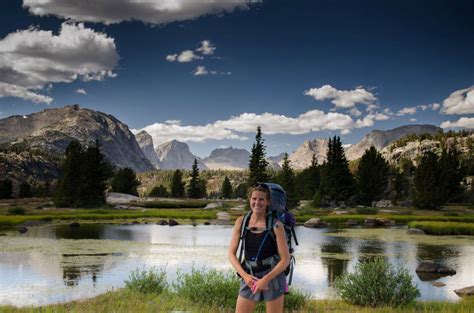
[250,190,270,214]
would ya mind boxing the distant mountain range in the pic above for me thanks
[0,105,450,181]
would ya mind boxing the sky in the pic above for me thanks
[0,0,473,158]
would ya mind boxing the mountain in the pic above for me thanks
[0,104,154,172]
[345,124,442,160]
[155,139,207,170]
[288,138,328,169]
[135,130,160,169]
[202,147,250,170]
[267,153,285,169]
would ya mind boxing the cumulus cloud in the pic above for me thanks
[304,84,377,109]
[140,108,381,146]
[194,66,208,76]
[440,86,474,115]
[348,108,362,117]
[166,50,203,63]
[396,107,417,116]
[196,40,216,55]
[0,22,118,104]
[440,117,474,129]
[75,88,87,95]
[22,0,250,25]
[418,103,440,111]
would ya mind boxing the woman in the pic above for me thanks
[228,185,290,313]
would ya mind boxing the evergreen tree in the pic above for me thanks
[356,146,390,205]
[221,176,233,199]
[170,169,185,198]
[276,153,299,209]
[148,185,169,197]
[248,126,269,186]
[187,158,202,198]
[316,136,355,205]
[295,154,320,200]
[413,151,441,209]
[0,179,13,199]
[111,167,140,196]
[54,140,83,207]
[233,182,248,199]
[438,148,465,203]
[18,182,33,198]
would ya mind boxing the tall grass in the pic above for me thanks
[125,267,168,294]
[408,221,474,235]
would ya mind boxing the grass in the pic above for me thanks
[133,199,211,209]
[408,221,474,235]
[1,288,473,313]
[295,214,474,225]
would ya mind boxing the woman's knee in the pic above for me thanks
[265,294,284,313]
[236,295,257,313]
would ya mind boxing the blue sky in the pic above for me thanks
[0,0,473,157]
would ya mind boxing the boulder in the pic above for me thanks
[431,281,446,287]
[364,218,395,227]
[372,199,392,208]
[17,226,28,234]
[106,192,140,205]
[304,218,329,228]
[416,261,456,275]
[345,219,358,227]
[454,286,474,297]
[70,222,80,227]
[156,219,168,226]
[168,219,179,226]
[204,221,211,225]
[203,201,223,210]
[407,228,425,235]
[230,205,246,211]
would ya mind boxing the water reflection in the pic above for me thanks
[0,224,473,307]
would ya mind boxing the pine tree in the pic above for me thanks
[0,179,13,199]
[148,185,169,197]
[54,140,83,207]
[356,146,390,205]
[18,182,33,198]
[248,126,269,186]
[295,154,321,200]
[413,151,441,209]
[111,167,140,196]
[187,158,202,198]
[276,153,299,209]
[438,148,464,203]
[221,176,233,199]
[171,169,185,198]
[317,136,355,205]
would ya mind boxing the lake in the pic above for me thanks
[0,224,473,307]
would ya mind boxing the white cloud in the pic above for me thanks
[304,84,377,109]
[396,107,417,116]
[0,22,118,104]
[440,117,474,129]
[348,108,362,117]
[140,108,379,146]
[431,103,441,110]
[409,118,417,122]
[22,0,250,25]
[418,103,440,111]
[166,50,204,63]
[166,54,177,62]
[374,113,390,120]
[194,66,208,76]
[75,88,86,95]
[196,40,216,55]
[440,86,474,115]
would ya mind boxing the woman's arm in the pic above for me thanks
[254,220,290,292]
[228,216,258,287]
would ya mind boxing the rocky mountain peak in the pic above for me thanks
[203,146,250,170]
[135,130,160,169]
[155,140,206,170]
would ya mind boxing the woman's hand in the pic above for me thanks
[243,273,259,288]
[253,276,269,293]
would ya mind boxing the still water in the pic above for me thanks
[0,224,473,307]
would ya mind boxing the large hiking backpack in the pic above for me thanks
[238,182,298,285]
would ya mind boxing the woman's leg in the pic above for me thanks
[236,295,257,313]
[265,294,284,313]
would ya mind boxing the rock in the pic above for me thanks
[17,226,28,234]
[204,221,211,225]
[106,192,140,205]
[407,228,425,235]
[70,222,80,227]
[203,201,223,210]
[454,286,474,297]
[431,281,446,287]
[230,205,245,211]
[168,219,179,226]
[156,219,168,226]
[334,210,349,215]
[364,218,395,227]
[416,261,456,275]
[345,219,358,226]
[372,199,392,208]
[304,218,329,228]
[364,218,376,226]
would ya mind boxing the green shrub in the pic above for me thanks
[355,207,379,214]
[335,257,419,307]
[125,268,168,294]
[174,268,239,309]
[8,207,26,215]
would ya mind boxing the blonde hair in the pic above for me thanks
[247,185,270,201]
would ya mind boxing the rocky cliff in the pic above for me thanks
[288,138,328,169]
[135,130,160,169]
[155,139,207,170]
[0,105,154,172]
[202,147,250,170]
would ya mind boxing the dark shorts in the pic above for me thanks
[239,268,288,302]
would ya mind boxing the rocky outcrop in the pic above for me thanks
[416,261,456,275]
[345,124,441,160]
[155,140,207,170]
[135,130,160,168]
[303,218,329,228]
[267,153,285,169]
[0,105,154,172]
[288,139,328,169]
[454,286,474,297]
[202,147,250,170]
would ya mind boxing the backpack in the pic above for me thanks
[237,182,298,285]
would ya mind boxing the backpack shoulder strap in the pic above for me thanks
[238,211,252,262]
